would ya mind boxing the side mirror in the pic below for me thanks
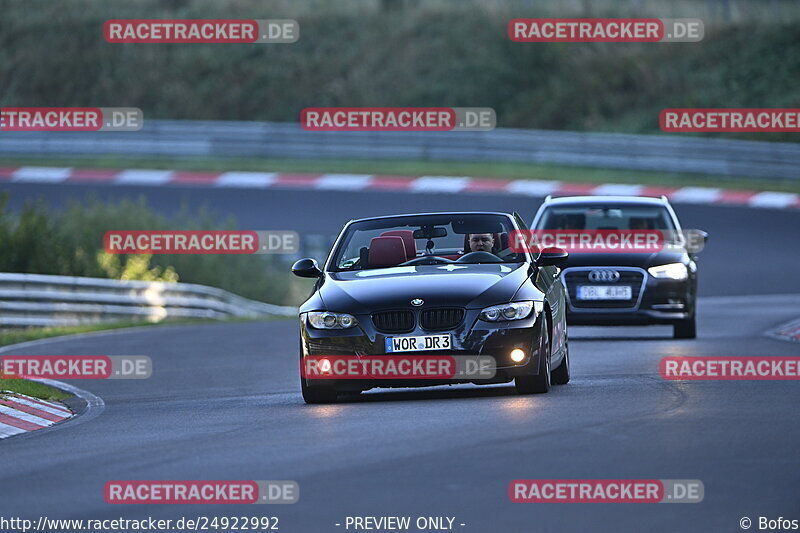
[292,258,322,278]
[537,247,569,267]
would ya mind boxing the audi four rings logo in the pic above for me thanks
[411,299,424,306]
[588,269,620,282]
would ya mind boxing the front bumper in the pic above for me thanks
[564,268,695,326]
[300,308,545,391]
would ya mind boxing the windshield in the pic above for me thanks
[536,205,677,231]
[330,214,524,271]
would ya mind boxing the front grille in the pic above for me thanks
[421,308,465,330]
[565,269,645,309]
[372,310,415,333]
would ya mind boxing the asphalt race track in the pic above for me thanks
[1,181,799,532]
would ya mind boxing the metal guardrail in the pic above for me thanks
[0,273,297,327]
[1,120,798,180]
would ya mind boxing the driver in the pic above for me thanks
[467,233,495,253]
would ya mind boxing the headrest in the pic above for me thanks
[380,230,416,259]
[368,236,408,267]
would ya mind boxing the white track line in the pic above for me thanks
[0,404,53,427]
[315,174,373,190]
[410,176,471,193]
[0,422,26,437]
[214,171,277,188]
[506,179,560,196]
[11,167,72,183]
[669,187,721,203]
[749,191,798,209]
[114,169,174,185]
[592,183,645,196]
[1,396,71,417]
[8,392,71,413]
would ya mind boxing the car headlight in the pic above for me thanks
[306,311,358,329]
[479,301,542,322]
[647,263,688,280]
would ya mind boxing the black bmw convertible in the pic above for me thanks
[291,212,570,403]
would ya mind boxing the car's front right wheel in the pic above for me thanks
[301,377,339,404]
[551,336,570,385]
[515,319,551,394]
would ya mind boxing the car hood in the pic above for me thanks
[563,251,689,269]
[307,263,530,314]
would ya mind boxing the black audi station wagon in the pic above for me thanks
[531,196,707,339]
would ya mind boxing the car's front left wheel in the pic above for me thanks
[674,314,697,339]
[515,319,551,394]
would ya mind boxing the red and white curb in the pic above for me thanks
[767,318,800,344]
[0,166,798,210]
[0,391,74,439]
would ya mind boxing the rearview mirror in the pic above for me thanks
[413,227,447,239]
[537,247,569,267]
[292,258,322,278]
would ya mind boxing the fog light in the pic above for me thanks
[319,358,332,373]
[510,349,526,363]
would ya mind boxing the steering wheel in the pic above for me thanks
[455,251,503,263]
[400,256,456,266]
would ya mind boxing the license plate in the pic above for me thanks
[385,334,451,353]
[576,285,632,300]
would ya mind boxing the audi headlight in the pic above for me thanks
[647,263,688,281]
[306,311,358,329]
[480,301,542,322]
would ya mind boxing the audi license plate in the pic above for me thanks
[385,334,451,353]
[577,285,632,300]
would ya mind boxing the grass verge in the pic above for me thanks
[2,156,799,194]
[0,379,70,401]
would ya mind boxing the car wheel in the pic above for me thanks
[301,377,338,404]
[515,318,551,394]
[551,337,570,385]
[674,315,696,339]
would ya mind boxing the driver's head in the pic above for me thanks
[468,233,495,253]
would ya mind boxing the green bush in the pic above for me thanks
[0,193,300,305]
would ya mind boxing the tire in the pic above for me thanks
[551,337,570,385]
[674,315,696,339]
[301,377,338,404]
[515,318,551,394]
